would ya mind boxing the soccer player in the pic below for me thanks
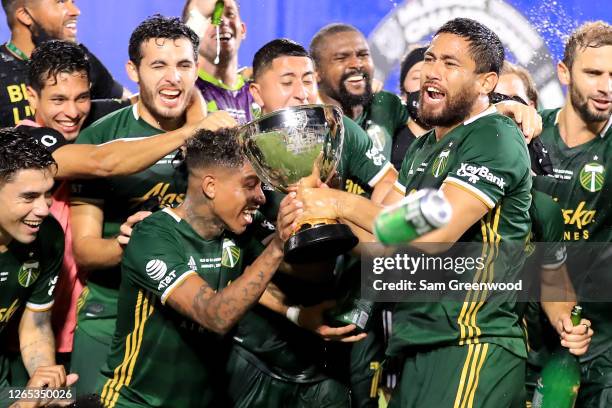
[0,129,78,406]
[68,15,236,396]
[296,18,535,406]
[532,21,612,406]
[0,0,128,126]
[97,128,298,407]
[496,61,539,108]
[310,23,405,198]
[183,0,254,124]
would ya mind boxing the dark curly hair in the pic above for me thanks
[129,14,199,66]
[185,127,244,171]
[435,18,504,75]
[28,40,90,93]
[0,127,57,184]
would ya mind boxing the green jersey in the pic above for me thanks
[345,91,407,197]
[388,107,532,358]
[99,208,263,408]
[0,217,63,385]
[533,108,612,360]
[72,105,188,291]
[529,190,567,270]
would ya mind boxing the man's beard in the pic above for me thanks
[418,85,477,128]
[140,83,188,124]
[327,71,373,114]
[29,21,55,46]
[570,81,612,124]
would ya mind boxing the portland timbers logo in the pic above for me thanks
[579,162,605,193]
[18,259,40,288]
[432,149,450,177]
[221,239,240,268]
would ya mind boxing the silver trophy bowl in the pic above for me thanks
[238,104,357,264]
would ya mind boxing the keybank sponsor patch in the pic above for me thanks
[456,163,506,190]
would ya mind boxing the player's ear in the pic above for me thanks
[239,22,247,40]
[15,6,34,27]
[557,61,571,86]
[26,86,39,112]
[479,72,498,95]
[249,82,264,109]
[202,175,216,199]
[126,61,140,84]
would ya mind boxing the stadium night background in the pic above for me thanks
[0,0,608,106]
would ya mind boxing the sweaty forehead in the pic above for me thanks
[140,38,195,59]
[269,56,314,76]
[323,31,367,53]
[429,33,471,57]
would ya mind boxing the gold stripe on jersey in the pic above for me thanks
[101,291,155,408]
[458,205,501,345]
[468,205,501,341]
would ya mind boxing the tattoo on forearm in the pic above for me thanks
[192,247,278,333]
[20,311,55,375]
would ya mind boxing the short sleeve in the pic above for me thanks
[26,217,64,311]
[19,125,68,154]
[122,220,197,305]
[444,118,528,209]
[341,116,393,187]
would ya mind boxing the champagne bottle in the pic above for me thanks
[532,305,583,408]
[374,188,451,245]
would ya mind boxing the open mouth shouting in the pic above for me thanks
[422,83,447,106]
[158,88,183,108]
[241,207,258,225]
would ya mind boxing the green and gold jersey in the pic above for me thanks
[0,217,63,385]
[345,91,407,197]
[533,108,612,360]
[388,106,532,358]
[99,208,263,408]
[72,105,188,291]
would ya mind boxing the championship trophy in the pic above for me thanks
[238,104,358,264]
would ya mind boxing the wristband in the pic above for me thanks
[286,306,301,325]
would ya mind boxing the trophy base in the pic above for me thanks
[284,223,358,264]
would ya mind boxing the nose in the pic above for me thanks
[347,54,363,71]
[33,196,50,219]
[64,100,80,119]
[68,0,80,16]
[292,82,309,104]
[423,60,441,83]
[163,67,181,85]
[254,185,266,206]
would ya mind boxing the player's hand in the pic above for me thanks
[495,101,542,143]
[196,110,238,132]
[371,78,384,94]
[556,316,593,356]
[117,211,152,247]
[276,192,302,242]
[14,366,78,408]
[185,88,207,125]
[298,300,367,342]
[295,186,342,225]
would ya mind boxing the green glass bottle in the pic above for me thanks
[532,305,583,408]
[374,188,451,245]
[211,0,225,26]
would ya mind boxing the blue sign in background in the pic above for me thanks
[0,0,608,94]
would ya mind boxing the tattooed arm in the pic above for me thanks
[18,308,55,375]
[167,236,284,335]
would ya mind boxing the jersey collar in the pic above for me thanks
[198,69,246,91]
[463,105,497,125]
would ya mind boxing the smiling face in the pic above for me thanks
[209,162,265,234]
[190,0,246,63]
[560,45,612,124]
[315,30,374,109]
[128,37,198,124]
[25,0,80,42]
[28,70,91,141]
[0,168,54,246]
[418,33,482,128]
[250,55,318,114]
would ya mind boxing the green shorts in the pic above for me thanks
[389,343,525,408]
[70,284,118,397]
[227,346,351,408]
